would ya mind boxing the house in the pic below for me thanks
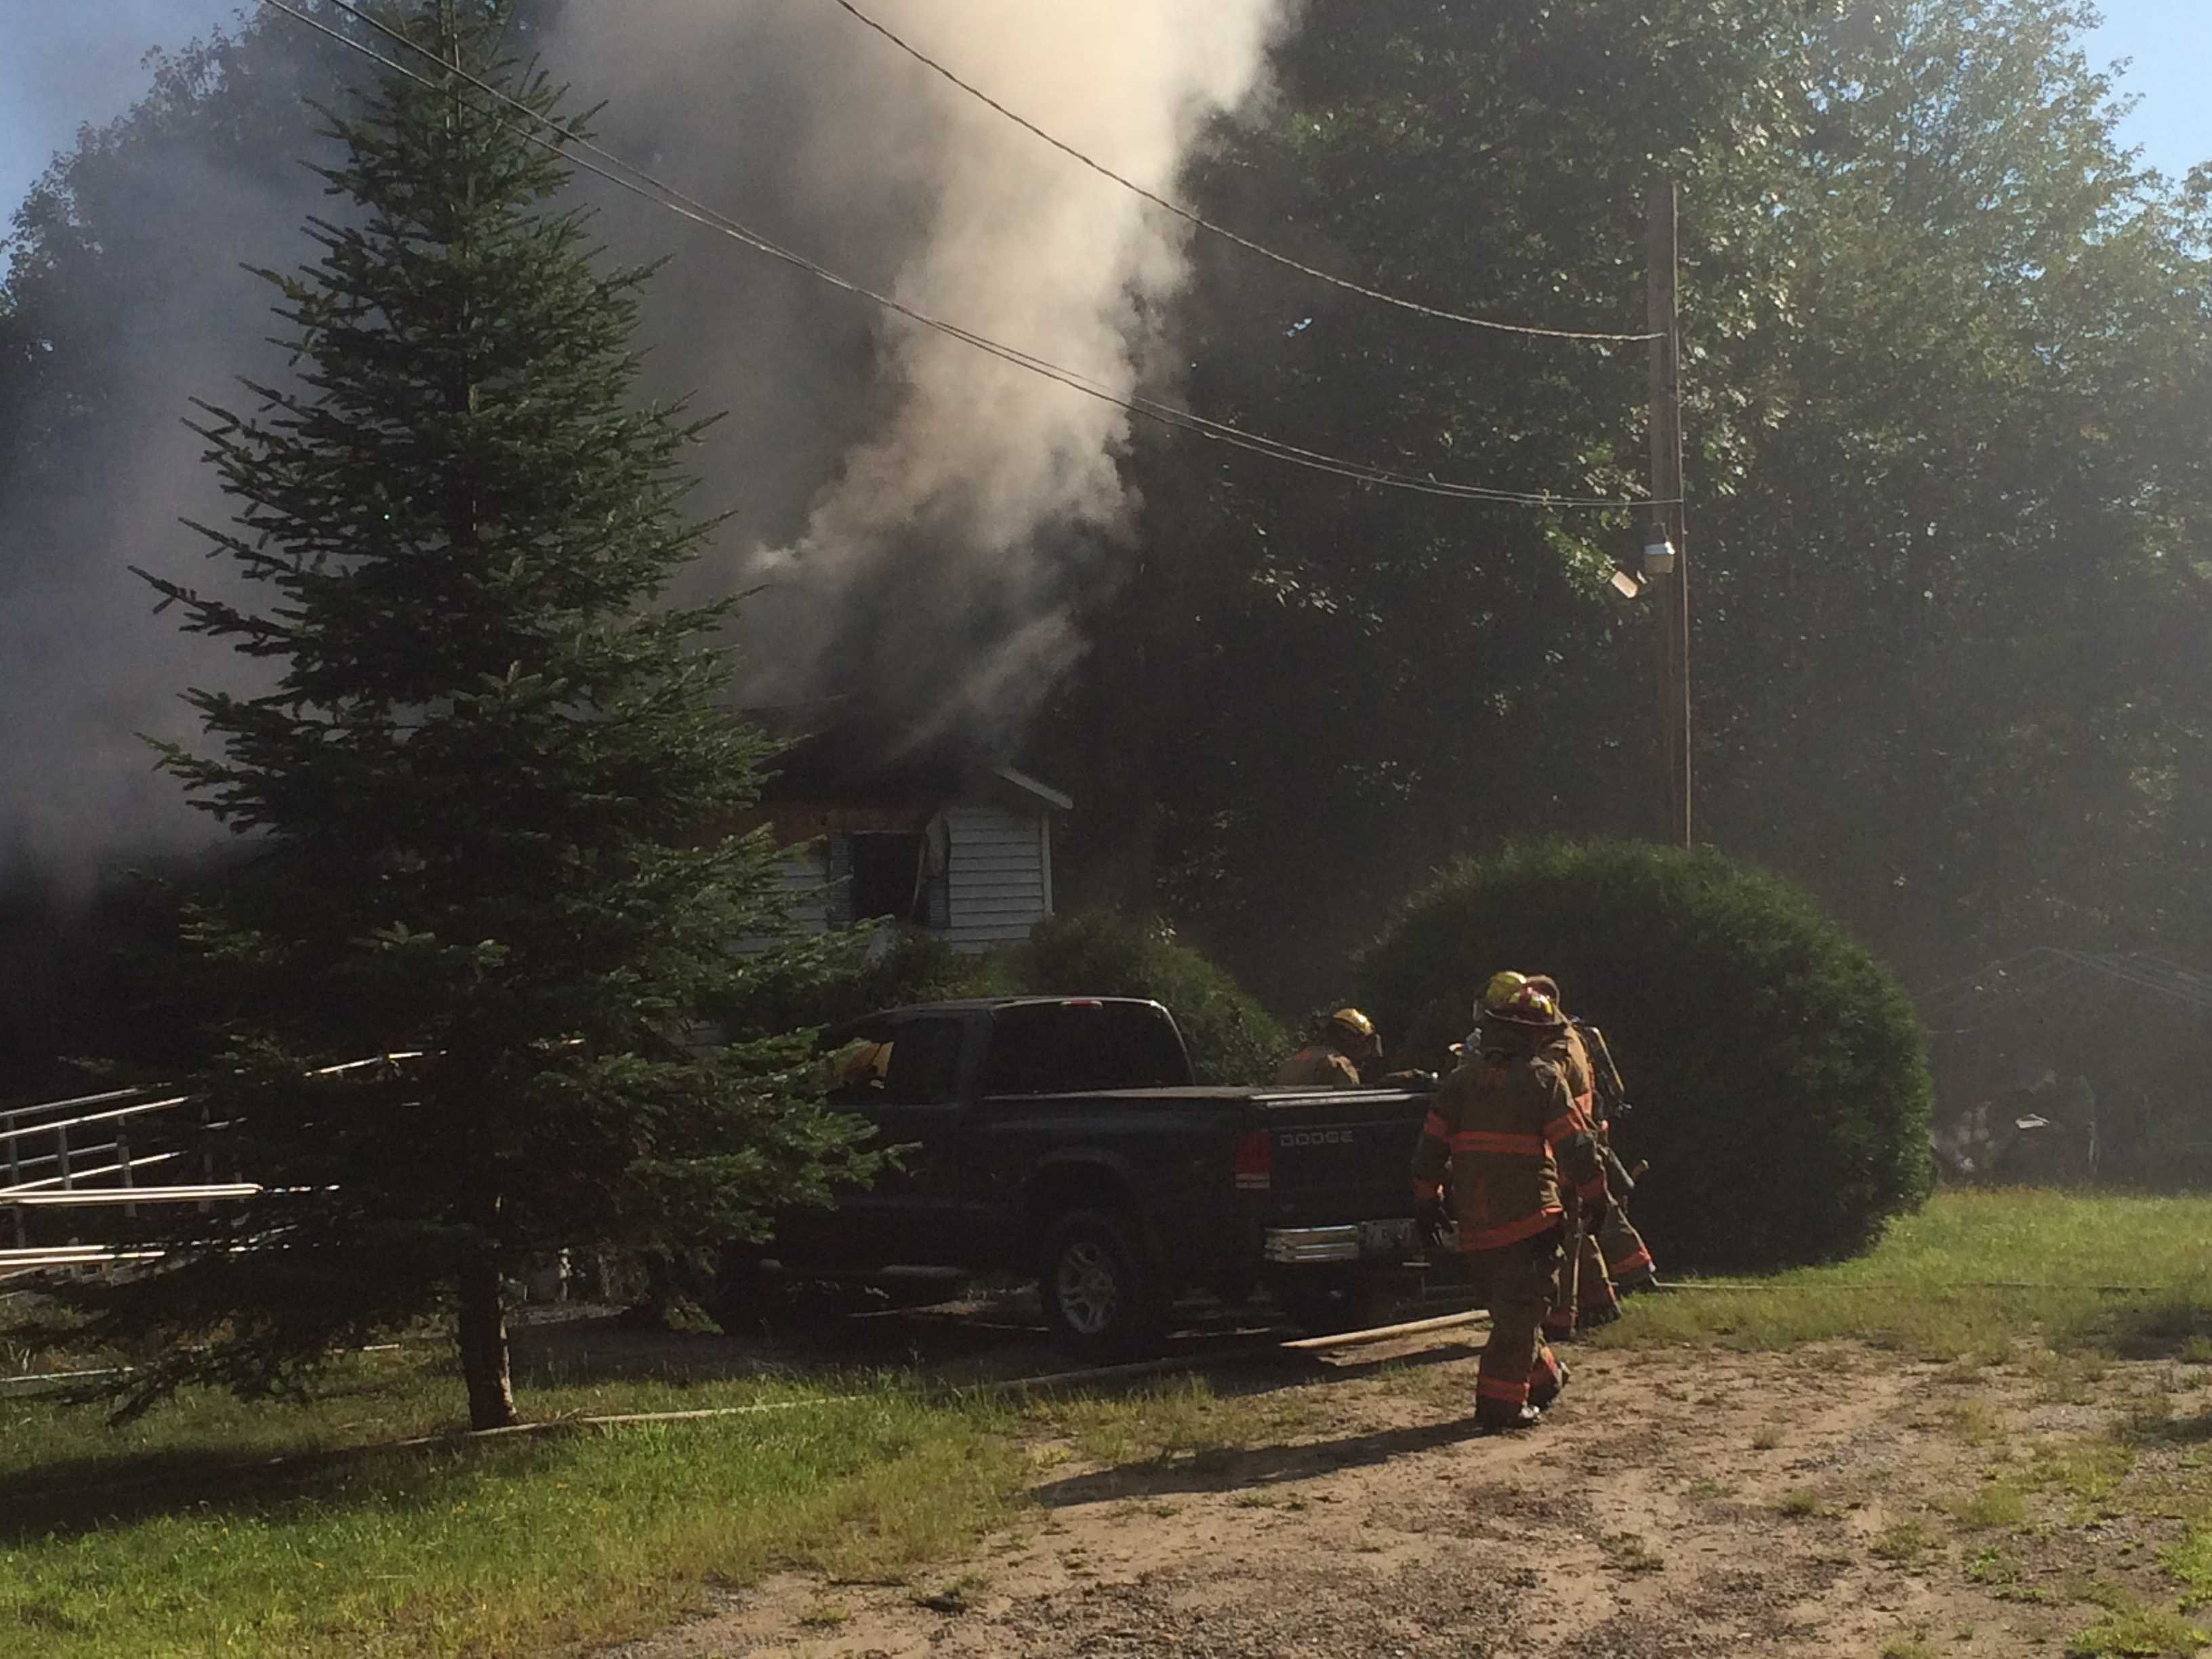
[744,730,1071,953]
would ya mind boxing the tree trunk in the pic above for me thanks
[457,1241,516,1431]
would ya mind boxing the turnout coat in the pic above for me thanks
[1412,1029,1605,1252]
[1274,1044,1363,1088]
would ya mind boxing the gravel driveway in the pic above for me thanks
[609,1332,2148,1658]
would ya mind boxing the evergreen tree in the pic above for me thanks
[47,0,872,1429]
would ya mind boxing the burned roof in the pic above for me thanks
[750,718,1069,812]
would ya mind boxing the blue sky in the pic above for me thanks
[1,0,245,216]
[1,1,2207,228]
[2090,0,2212,182]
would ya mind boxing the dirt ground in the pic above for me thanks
[599,1319,2206,1659]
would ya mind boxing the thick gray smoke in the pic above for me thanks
[555,0,1292,747]
[0,0,1290,890]
[1,31,321,897]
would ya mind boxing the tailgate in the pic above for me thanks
[1254,1088,1431,1227]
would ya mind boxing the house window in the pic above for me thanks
[827,828,950,928]
[849,833,926,923]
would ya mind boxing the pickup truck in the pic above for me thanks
[725,996,1437,1357]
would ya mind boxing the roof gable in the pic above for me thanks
[752,722,1069,814]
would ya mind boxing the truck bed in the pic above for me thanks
[982,1081,1433,1242]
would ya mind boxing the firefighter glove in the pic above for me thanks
[1414,1191,1452,1256]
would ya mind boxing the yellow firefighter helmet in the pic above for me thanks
[1481,971,1564,1029]
[1321,1006,1379,1057]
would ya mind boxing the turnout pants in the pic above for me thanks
[1601,1204,1656,1287]
[1471,1226,1567,1417]
[1547,1204,1620,1340]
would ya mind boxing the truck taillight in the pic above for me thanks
[1233,1130,1273,1191]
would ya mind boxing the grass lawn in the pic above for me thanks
[1597,1187,2212,1361]
[1,1351,1025,1659]
[12,1189,2212,1657]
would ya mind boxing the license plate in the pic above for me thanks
[1359,1217,1415,1256]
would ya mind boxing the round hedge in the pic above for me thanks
[1356,840,1931,1271]
[1000,912,1290,1085]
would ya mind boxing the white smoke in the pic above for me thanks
[0,0,1294,890]
[554,0,1294,743]
[1,141,303,896]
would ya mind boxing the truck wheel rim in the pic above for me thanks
[1056,1242,1121,1335]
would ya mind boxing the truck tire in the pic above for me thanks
[1038,1208,1168,1361]
[707,1248,773,1337]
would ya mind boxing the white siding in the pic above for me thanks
[943,802,1049,951]
[773,844,832,935]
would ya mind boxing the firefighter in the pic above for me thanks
[1586,1031,1659,1295]
[1529,974,1660,1297]
[1453,978,1607,1339]
[1522,979,1622,1343]
[1413,973,1607,1433]
[1276,1007,1380,1088]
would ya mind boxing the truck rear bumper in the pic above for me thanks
[1263,1225,1360,1264]
[1263,1218,1415,1265]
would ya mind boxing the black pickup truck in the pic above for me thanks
[732,996,1437,1357]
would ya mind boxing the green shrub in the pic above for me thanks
[717,924,992,1040]
[998,912,1290,1084]
[1356,840,1932,1270]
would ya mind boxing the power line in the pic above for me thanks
[825,0,1659,347]
[262,0,1657,510]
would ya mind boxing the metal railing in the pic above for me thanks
[1,1054,417,1273]
[0,1090,201,1241]
[0,1086,224,1269]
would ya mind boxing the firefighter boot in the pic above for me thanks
[1477,1404,1544,1434]
[1578,1295,1623,1330]
[1529,1350,1570,1410]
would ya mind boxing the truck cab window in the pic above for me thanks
[880,1016,964,1104]
[979,1003,1191,1097]
[822,1029,895,1104]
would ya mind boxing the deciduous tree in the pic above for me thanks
[1063,0,2212,1001]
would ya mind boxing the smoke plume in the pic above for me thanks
[0,41,324,897]
[556,0,1292,747]
[0,0,1290,890]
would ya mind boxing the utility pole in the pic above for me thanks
[1647,182,1692,849]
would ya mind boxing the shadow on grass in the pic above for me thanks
[5,1328,1481,1549]
[1220,1341,1483,1395]
[509,1277,1328,1392]
[508,1314,780,1389]
[2069,1288,2212,1361]
[1029,1412,1490,1507]
[0,1431,568,1551]
[2127,1410,2212,1446]
[6,1267,1486,1555]
[507,1301,1266,1391]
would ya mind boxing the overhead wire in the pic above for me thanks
[825,0,1659,346]
[263,0,1657,510]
